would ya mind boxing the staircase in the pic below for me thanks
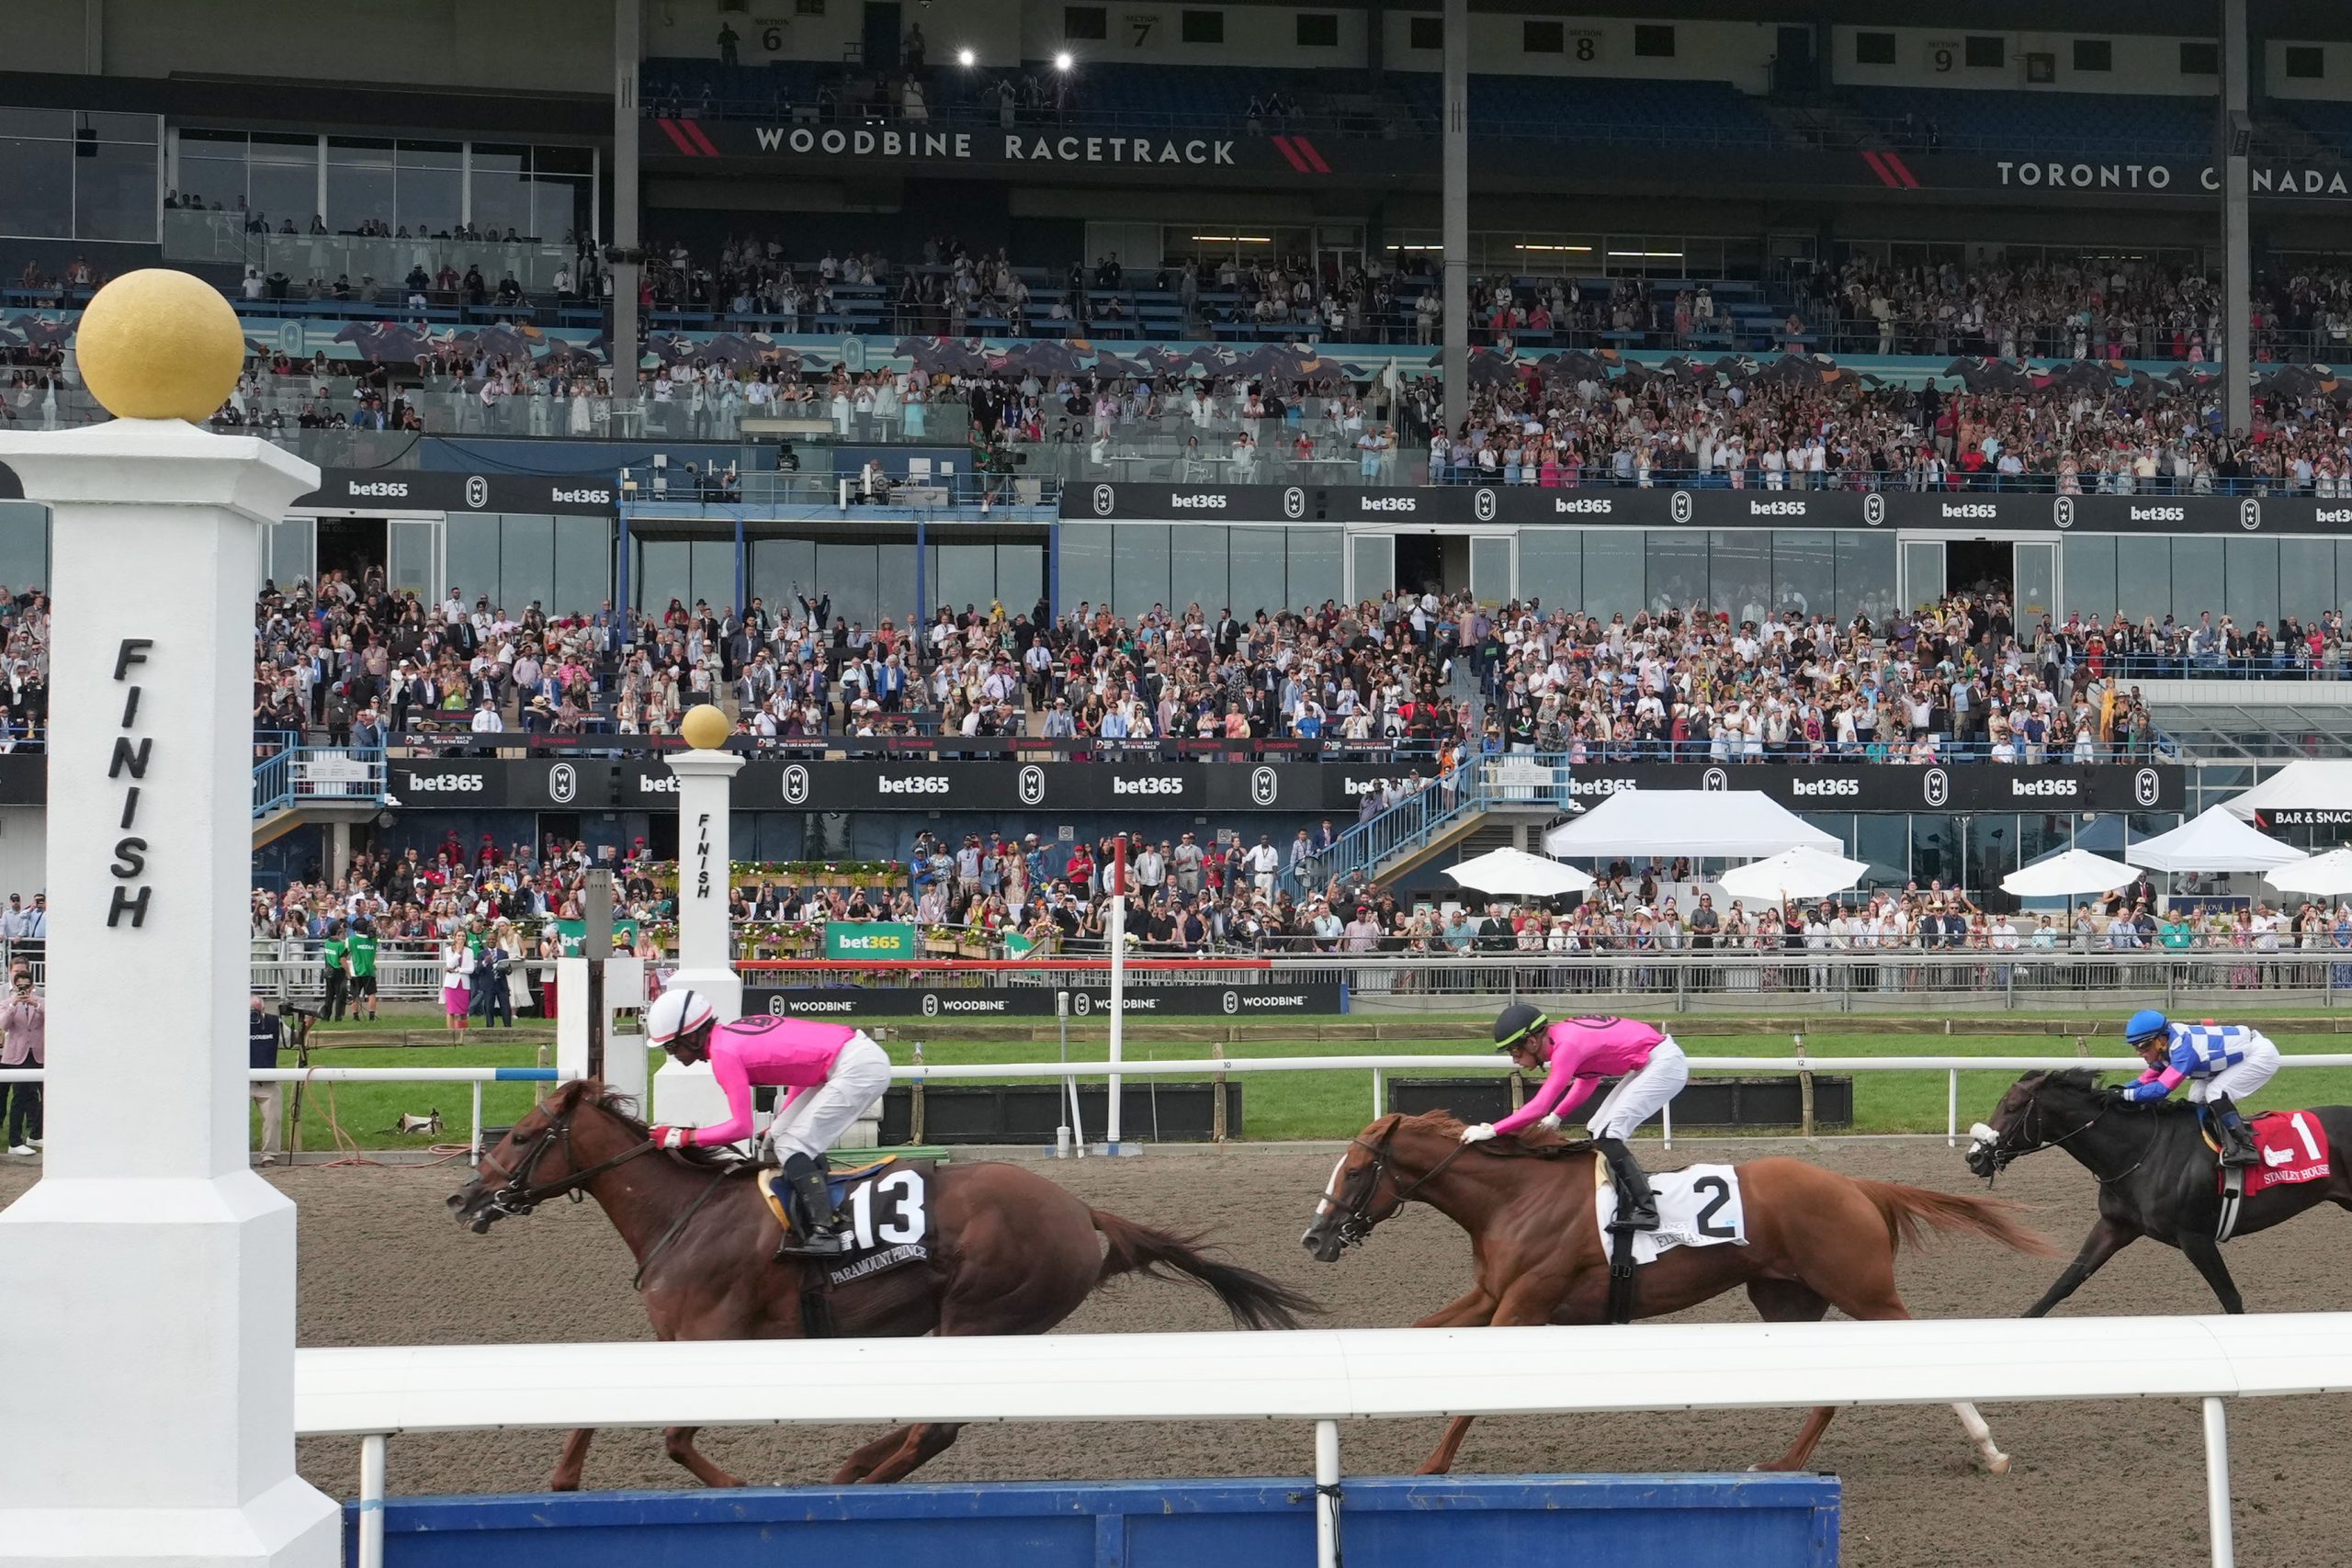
[253,742,390,849]
[1288,753,1576,896]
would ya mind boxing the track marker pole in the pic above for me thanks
[2203,1397,2235,1568]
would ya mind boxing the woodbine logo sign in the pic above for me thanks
[751,126,1239,166]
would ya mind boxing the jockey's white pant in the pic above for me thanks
[1586,1036,1690,1140]
[2188,1036,2280,1106]
[766,1032,892,1162]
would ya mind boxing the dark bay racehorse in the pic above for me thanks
[1968,1068,2352,1314]
[1301,1111,2052,1476]
[449,1081,1317,1489]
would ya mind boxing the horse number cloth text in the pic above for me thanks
[845,1168,925,1250]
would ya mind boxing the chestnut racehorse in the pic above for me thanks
[1300,1111,2052,1475]
[449,1081,1317,1489]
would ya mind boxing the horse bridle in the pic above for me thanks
[1319,1127,1473,1250]
[471,1101,655,1226]
[1981,1082,2153,1184]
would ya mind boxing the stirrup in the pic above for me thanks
[777,1226,853,1258]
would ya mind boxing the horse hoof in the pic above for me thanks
[1984,1451,2012,1475]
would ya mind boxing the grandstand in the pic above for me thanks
[0,0,2347,917]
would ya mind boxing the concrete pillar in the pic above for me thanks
[0,334,335,1558]
[651,737,741,1134]
[327,818,351,882]
[1441,0,1469,440]
[613,0,643,406]
[2222,0,2252,437]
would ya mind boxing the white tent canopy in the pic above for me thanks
[1718,847,1870,902]
[2267,847,2352,897]
[2222,761,2352,819]
[2001,848,2141,899]
[1443,847,1596,897]
[1544,790,1841,860]
[2124,806,2308,874]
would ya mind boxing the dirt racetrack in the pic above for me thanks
[14,1136,2346,1567]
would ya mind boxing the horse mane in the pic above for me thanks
[547,1077,755,1175]
[2033,1066,2197,1115]
[1392,1108,1581,1157]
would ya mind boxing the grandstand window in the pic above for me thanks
[1522,20,1564,54]
[1170,525,1230,613]
[1296,13,1339,48]
[2117,537,2171,621]
[1772,532,1837,621]
[2167,536,2220,623]
[1058,524,1114,612]
[795,0,823,12]
[1582,532,1643,615]
[2071,39,2111,73]
[1408,17,1442,50]
[1228,526,1290,613]
[1063,6,1107,42]
[1962,36,2003,69]
[1181,10,1223,44]
[1853,31,1896,66]
[1114,524,1173,618]
[0,107,156,243]
[2285,45,2324,79]
[1632,24,1676,58]
[2225,537,2280,634]
[470,144,530,238]
[1834,532,1897,624]
[2179,40,2219,75]
[324,137,394,232]
[393,141,460,235]
[2061,535,2118,623]
[2281,540,2337,623]
[1288,528,1342,607]
[0,503,49,594]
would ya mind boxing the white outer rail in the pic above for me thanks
[302,1314,2352,1568]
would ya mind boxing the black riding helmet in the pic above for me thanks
[1493,1003,1549,1054]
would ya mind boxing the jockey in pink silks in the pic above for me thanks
[645,987,892,1257]
[1459,1005,1690,1231]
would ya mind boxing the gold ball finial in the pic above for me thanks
[679,704,731,750]
[74,268,246,423]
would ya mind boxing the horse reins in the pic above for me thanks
[1990,1090,2156,1185]
[475,1104,656,1221]
[1322,1130,1479,1248]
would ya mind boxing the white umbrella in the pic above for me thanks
[1717,846,1870,902]
[2002,848,2141,899]
[2267,847,2352,897]
[1444,847,1595,898]
[2125,806,2307,874]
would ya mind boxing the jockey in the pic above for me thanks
[1461,1005,1690,1231]
[2116,1009,2280,1168]
[644,989,894,1258]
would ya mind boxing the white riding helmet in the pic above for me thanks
[647,987,717,1048]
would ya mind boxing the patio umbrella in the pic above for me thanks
[2267,847,2352,898]
[1443,847,1595,898]
[1717,846,1870,902]
[2001,848,2141,899]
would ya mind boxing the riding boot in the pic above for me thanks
[2209,1093,2259,1169]
[775,1154,852,1258]
[1596,1136,1659,1231]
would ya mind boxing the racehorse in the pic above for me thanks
[1967,1067,2352,1315]
[448,1080,1317,1489]
[1300,1111,2052,1476]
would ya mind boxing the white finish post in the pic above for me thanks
[1314,1418,1341,1568]
[1661,1096,1673,1151]
[653,746,742,1133]
[601,954,650,1110]
[469,1080,483,1165]
[1948,1068,1960,1147]
[2203,1396,2236,1568]
[0,419,338,1564]
[1371,1066,1385,1119]
[554,955,592,1080]
[356,1434,388,1568]
[1102,840,1132,1155]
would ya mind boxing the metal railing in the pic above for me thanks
[253,742,388,818]
[1290,753,1574,894]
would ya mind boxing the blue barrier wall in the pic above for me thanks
[348,1473,1838,1568]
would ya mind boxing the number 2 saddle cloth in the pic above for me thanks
[1593,1160,1749,1269]
[762,1156,942,1286]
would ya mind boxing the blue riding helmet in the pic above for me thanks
[2125,1009,2171,1046]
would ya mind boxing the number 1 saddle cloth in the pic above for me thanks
[2203,1110,2332,1196]
[1594,1159,1749,1269]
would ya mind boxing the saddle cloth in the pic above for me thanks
[1594,1160,1748,1269]
[761,1156,940,1286]
[2206,1110,2332,1196]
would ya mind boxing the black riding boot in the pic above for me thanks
[1596,1136,1659,1231]
[776,1154,851,1258]
[2209,1093,2258,1169]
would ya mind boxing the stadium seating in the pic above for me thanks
[1842,86,2214,159]
[1394,73,1781,147]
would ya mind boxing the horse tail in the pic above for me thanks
[1850,1179,2057,1258]
[1090,1208,1321,1330]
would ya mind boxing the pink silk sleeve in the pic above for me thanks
[1493,1068,1588,1136]
[691,1048,758,1145]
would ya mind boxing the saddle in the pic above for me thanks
[757,1154,900,1233]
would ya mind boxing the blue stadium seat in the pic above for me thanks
[1844,86,2213,159]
